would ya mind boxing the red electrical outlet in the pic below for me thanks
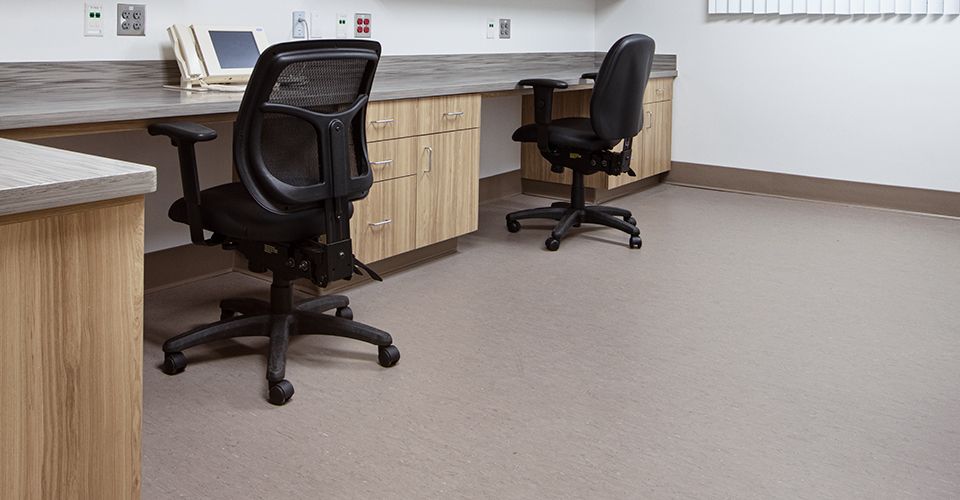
[354,13,372,38]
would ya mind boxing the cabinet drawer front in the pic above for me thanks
[366,99,419,142]
[350,175,417,264]
[366,137,419,182]
[643,78,673,104]
[417,94,481,135]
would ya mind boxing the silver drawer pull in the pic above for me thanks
[370,118,396,125]
[369,219,393,228]
[370,159,394,166]
[443,111,465,117]
[423,146,433,172]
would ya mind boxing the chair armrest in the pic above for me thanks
[580,72,598,81]
[518,78,569,90]
[148,122,218,145]
[517,79,571,152]
[148,122,219,245]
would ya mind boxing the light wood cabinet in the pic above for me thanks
[1,197,144,500]
[351,175,417,263]
[416,129,480,248]
[353,95,481,263]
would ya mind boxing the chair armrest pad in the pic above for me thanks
[580,72,598,81]
[518,78,569,90]
[148,122,218,144]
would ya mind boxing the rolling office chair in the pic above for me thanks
[148,40,399,406]
[506,34,656,251]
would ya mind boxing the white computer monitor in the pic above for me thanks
[192,25,270,84]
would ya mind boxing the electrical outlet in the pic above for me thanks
[499,18,511,39]
[84,2,103,37]
[336,13,349,38]
[292,11,306,39]
[486,19,496,39]
[117,4,145,36]
[354,13,372,38]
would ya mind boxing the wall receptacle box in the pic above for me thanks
[117,4,146,36]
[354,13,372,38]
[499,18,511,39]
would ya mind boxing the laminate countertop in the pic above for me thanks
[0,53,677,131]
[0,138,157,216]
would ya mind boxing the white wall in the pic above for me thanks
[596,1,960,192]
[2,0,595,61]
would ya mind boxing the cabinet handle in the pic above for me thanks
[646,111,653,129]
[656,88,664,95]
[369,219,393,228]
[370,118,395,125]
[423,146,433,173]
[443,111,465,118]
[370,159,394,167]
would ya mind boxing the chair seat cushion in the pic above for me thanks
[169,182,329,243]
[512,118,620,151]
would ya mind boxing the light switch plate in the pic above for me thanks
[336,13,349,38]
[487,19,496,39]
[117,4,145,36]
[84,2,103,37]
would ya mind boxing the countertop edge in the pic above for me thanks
[0,169,157,218]
[0,138,158,218]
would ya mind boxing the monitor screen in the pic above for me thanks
[209,31,261,69]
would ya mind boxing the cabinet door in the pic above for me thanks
[640,100,673,178]
[416,129,480,248]
[350,176,417,263]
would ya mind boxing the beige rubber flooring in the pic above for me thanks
[142,185,960,499]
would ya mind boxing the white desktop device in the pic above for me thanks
[168,24,270,92]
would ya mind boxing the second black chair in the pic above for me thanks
[506,34,656,251]
[149,40,399,406]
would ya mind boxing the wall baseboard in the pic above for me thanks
[480,170,523,203]
[667,162,960,218]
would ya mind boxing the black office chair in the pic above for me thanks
[148,40,399,406]
[506,34,656,251]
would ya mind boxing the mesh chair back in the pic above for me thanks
[234,40,381,215]
[590,34,656,141]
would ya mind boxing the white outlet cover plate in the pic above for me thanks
[84,2,104,37]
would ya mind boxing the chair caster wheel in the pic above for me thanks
[220,309,237,321]
[625,217,637,226]
[162,352,187,375]
[269,380,295,406]
[378,345,401,367]
[630,236,643,249]
[545,237,561,252]
[336,306,353,321]
[506,219,521,233]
